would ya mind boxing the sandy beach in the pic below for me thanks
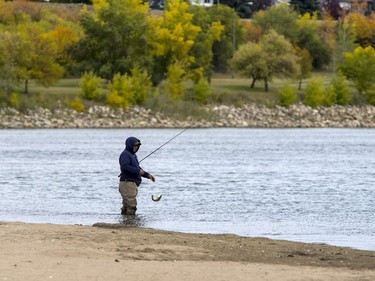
[1,221,374,281]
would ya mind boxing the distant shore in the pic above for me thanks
[1,221,375,281]
[1,104,375,129]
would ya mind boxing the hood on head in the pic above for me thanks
[125,137,141,153]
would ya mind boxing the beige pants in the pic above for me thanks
[119,181,138,215]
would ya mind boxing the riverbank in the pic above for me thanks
[1,104,375,128]
[1,222,374,281]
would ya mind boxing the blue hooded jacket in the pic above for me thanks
[119,137,149,186]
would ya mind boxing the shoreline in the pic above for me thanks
[1,221,374,281]
[1,104,375,129]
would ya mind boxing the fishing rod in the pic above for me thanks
[139,126,192,163]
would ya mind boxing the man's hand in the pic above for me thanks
[148,174,155,182]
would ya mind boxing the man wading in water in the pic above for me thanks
[119,137,155,215]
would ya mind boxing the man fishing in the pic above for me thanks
[118,136,155,215]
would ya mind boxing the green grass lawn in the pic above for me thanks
[18,71,338,112]
[209,71,337,107]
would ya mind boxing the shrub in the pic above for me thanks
[323,84,336,107]
[107,90,125,109]
[303,78,324,108]
[367,89,375,106]
[107,73,133,109]
[80,71,100,101]
[278,84,297,107]
[8,92,20,109]
[192,79,211,104]
[165,64,186,100]
[331,73,352,105]
[106,67,152,109]
[66,97,85,112]
[129,66,152,105]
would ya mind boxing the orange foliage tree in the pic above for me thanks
[344,12,375,47]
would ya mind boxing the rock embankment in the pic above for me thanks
[1,104,375,128]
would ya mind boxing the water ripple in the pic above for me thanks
[0,128,374,250]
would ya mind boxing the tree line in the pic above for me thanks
[1,0,375,110]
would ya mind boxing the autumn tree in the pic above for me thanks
[231,31,299,92]
[344,13,375,48]
[17,22,65,94]
[151,0,201,99]
[0,1,79,95]
[152,0,223,99]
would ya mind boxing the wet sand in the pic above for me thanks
[1,221,374,281]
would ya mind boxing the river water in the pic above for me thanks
[0,128,374,250]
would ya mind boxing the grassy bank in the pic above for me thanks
[2,71,339,117]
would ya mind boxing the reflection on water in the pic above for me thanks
[0,128,374,251]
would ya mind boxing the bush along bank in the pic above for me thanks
[1,104,375,129]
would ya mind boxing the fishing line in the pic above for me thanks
[139,126,192,163]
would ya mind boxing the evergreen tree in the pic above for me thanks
[290,0,320,15]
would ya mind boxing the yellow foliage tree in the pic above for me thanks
[151,0,201,99]
[345,13,375,48]
[157,0,201,65]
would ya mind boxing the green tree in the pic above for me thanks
[231,31,299,92]
[206,5,241,73]
[296,13,332,69]
[338,46,375,98]
[253,4,299,42]
[253,4,331,70]
[259,31,300,91]
[69,0,154,80]
[0,32,23,93]
[188,5,224,82]
[230,43,266,89]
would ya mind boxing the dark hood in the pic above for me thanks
[125,137,141,153]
